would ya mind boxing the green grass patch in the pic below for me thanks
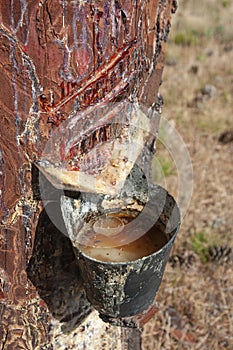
[157,156,176,177]
[197,53,208,62]
[172,27,221,47]
[174,29,201,46]
[221,0,231,8]
[221,90,231,104]
[191,229,228,263]
[191,231,209,263]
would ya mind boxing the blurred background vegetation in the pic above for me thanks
[143,0,233,348]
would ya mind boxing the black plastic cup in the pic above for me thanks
[61,166,180,319]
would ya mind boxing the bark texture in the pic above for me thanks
[0,1,176,348]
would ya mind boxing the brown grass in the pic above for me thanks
[142,1,233,348]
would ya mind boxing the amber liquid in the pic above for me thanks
[78,213,168,262]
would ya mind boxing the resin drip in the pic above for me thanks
[78,213,168,262]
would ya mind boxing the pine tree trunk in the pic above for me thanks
[0,1,176,348]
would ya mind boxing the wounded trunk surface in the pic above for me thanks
[0,1,176,348]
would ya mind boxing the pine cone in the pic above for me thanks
[208,245,233,264]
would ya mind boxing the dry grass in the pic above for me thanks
[142,1,233,349]
[143,263,233,349]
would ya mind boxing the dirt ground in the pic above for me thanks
[142,1,233,349]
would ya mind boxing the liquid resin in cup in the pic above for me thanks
[78,213,168,262]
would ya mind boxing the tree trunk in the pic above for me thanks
[0,1,176,348]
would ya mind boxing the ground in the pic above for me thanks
[142,1,233,349]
